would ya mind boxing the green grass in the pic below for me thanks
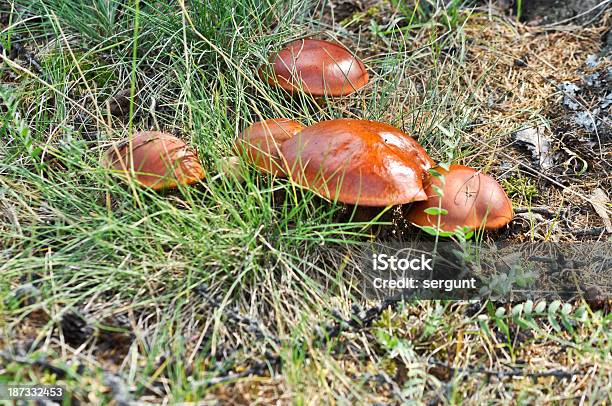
[1,0,610,403]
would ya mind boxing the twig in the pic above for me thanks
[318,293,407,343]
[571,227,607,237]
[198,353,281,388]
[0,350,68,378]
[428,359,579,379]
[194,284,280,344]
[514,206,565,215]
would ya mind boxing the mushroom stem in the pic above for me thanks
[216,156,245,183]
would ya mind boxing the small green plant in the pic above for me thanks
[340,5,381,28]
[501,176,538,205]
[0,85,45,171]
[479,263,537,299]
[388,0,468,31]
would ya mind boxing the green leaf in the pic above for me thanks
[548,300,561,315]
[574,305,586,321]
[561,303,572,316]
[418,226,455,238]
[560,314,574,334]
[477,315,492,337]
[420,226,439,236]
[511,303,523,317]
[548,312,562,332]
[523,300,533,315]
[431,185,444,197]
[534,300,547,314]
[423,207,448,216]
[495,317,509,338]
[515,317,533,330]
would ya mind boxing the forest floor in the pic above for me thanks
[1,0,610,404]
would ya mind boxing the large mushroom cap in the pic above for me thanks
[103,131,204,190]
[280,119,434,206]
[260,39,369,97]
[407,165,513,231]
[236,118,305,176]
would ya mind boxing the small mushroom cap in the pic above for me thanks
[280,119,434,206]
[236,118,305,176]
[103,131,204,190]
[260,39,369,97]
[406,165,514,231]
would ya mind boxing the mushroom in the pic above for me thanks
[406,165,513,231]
[260,39,369,97]
[280,119,434,206]
[103,131,204,190]
[236,118,305,177]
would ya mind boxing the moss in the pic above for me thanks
[501,176,538,205]
[340,5,382,27]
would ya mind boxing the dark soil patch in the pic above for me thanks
[516,0,609,25]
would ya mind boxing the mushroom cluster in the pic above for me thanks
[252,38,512,232]
[103,38,513,234]
[237,118,513,232]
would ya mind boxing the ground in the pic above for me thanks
[0,0,611,404]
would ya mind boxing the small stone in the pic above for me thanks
[105,89,133,116]
[585,54,599,68]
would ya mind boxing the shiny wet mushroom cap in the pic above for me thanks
[406,165,513,231]
[280,119,433,206]
[236,118,305,176]
[260,39,369,97]
[103,131,204,190]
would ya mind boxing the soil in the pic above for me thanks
[517,0,609,25]
[603,29,612,56]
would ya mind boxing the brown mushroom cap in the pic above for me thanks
[406,165,514,231]
[260,39,369,97]
[280,119,434,206]
[103,131,204,190]
[236,118,305,176]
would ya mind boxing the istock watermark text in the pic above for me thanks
[372,253,433,271]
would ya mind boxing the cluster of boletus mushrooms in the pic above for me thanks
[103,39,513,233]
